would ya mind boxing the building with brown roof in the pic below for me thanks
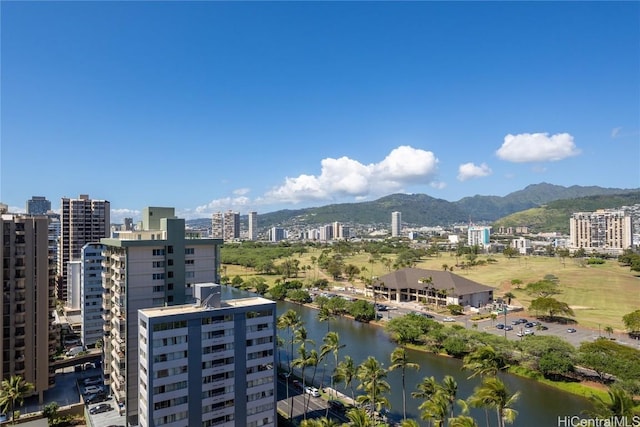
[370,267,494,308]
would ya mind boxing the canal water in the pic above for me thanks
[223,286,592,426]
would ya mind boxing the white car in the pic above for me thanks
[304,386,320,397]
[442,317,455,322]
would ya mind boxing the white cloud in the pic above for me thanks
[264,145,439,204]
[110,208,141,224]
[233,188,250,196]
[611,127,622,138]
[430,181,447,189]
[496,132,580,162]
[457,162,492,181]
[193,196,252,216]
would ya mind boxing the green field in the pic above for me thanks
[223,248,640,332]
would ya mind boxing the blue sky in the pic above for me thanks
[2,1,639,222]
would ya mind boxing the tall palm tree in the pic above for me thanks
[0,376,34,424]
[304,349,321,415]
[468,377,520,427]
[356,357,390,423]
[462,345,508,379]
[335,355,358,403]
[294,326,315,349]
[318,306,334,333]
[441,375,458,419]
[389,347,420,421]
[503,292,515,306]
[321,332,345,403]
[586,387,636,418]
[277,309,302,373]
[400,420,420,427]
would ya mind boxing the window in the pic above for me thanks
[185,248,194,255]
[152,249,165,256]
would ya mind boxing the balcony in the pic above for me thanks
[15,339,25,349]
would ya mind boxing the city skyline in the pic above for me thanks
[2,2,639,223]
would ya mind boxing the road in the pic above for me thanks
[277,377,349,424]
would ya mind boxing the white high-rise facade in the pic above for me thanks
[391,211,402,237]
[138,284,276,427]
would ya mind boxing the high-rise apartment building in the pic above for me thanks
[269,227,285,243]
[391,211,402,237]
[212,212,223,239]
[569,209,633,255]
[1,213,57,402]
[138,284,277,427]
[58,195,110,302]
[223,210,240,241]
[81,243,105,348]
[248,211,258,241]
[468,226,491,248]
[26,196,51,215]
[101,207,222,425]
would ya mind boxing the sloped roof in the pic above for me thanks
[373,267,494,295]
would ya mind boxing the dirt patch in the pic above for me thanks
[580,380,609,392]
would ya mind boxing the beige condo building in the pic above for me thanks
[569,209,633,255]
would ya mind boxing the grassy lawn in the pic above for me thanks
[223,249,640,331]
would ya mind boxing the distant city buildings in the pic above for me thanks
[269,227,286,242]
[569,209,633,255]
[138,284,277,427]
[391,211,402,237]
[58,195,110,302]
[101,207,223,425]
[26,196,51,215]
[468,226,491,248]
[0,212,56,403]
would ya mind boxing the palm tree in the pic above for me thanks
[468,377,520,427]
[346,407,374,427]
[356,356,390,423]
[335,355,358,403]
[277,309,302,373]
[604,326,614,338]
[389,347,419,421]
[0,375,34,424]
[400,420,421,427]
[586,387,636,418]
[441,375,458,419]
[503,292,515,305]
[292,345,313,420]
[318,306,334,333]
[419,391,449,427]
[462,345,508,379]
[448,416,480,427]
[412,376,439,402]
[321,331,345,404]
[303,349,321,415]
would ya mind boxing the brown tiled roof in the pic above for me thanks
[373,267,494,295]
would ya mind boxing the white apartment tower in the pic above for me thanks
[569,209,633,255]
[101,207,223,426]
[248,211,258,241]
[138,284,277,427]
[81,243,105,348]
[58,195,110,302]
[391,211,402,237]
[0,213,57,402]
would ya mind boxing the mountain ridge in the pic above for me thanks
[186,183,640,230]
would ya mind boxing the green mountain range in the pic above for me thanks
[187,183,640,232]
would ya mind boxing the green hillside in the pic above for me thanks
[493,192,640,233]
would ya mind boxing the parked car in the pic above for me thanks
[524,329,534,335]
[83,385,104,395]
[329,400,346,412]
[89,403,113,414]
[84,393,107,405]
[83,377,103,386]
[567,328,577,333]
[421,313,435,319]
[504,325,513,331]
[304,386,320,397]
[292,380,302,390]
[495,323,505,329]
[525,322,535,328]
[442,317,455,322]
